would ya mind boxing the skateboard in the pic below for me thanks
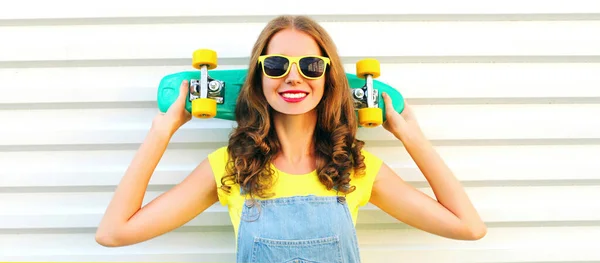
[157,49,404,127]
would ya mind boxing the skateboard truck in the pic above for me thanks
[352,84,379,112]
[188,49,222,118]
[354,58,383,127]
[189,77,225,104]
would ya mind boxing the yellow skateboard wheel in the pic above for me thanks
[192,49,218,70]
[192,98,217,118]
[358,107,383,127]
[356,58,380,79]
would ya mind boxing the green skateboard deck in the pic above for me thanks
[157,63,404,127]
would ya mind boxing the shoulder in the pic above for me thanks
[360,148,382,164]
[207,145,231,178]
[350,147,384,206]
[207,145,230,178]
[358,147,383,178]
[207,146,233,206]
[208,145,229,164]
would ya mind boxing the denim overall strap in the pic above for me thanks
[236,195,361,263]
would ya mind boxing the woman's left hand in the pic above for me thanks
[374,92,488,241]
[381,92,422,142]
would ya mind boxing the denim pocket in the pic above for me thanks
[250,236,343,263]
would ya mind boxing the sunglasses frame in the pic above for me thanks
[257,54,331,80]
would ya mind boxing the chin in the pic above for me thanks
[265,93,322,117]
[270,103,318,116]
[272,107,314,116]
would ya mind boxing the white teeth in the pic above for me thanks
[281,93,307,99]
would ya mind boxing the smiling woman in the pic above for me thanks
[95,14,486,263]
[3,1,600,262]
[258,33,331,116]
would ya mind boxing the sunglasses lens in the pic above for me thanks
[299,57,326,78]
[263,56,289,77]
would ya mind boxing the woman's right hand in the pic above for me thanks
[152,80,192,136]
[96,78,217,247]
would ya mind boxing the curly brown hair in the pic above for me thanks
[220,15,367,200]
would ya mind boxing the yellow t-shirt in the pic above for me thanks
[207,146,383,238]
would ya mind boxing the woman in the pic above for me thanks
[96,15,486,262]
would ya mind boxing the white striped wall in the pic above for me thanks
[1,0,600,262]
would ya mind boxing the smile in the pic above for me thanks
[279,91,308,103]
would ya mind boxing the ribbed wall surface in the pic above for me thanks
[1,1,600,262]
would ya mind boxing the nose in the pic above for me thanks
[285,63,303,85]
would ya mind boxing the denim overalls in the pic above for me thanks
[235,194,362,263]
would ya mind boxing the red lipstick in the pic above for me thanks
[279,90,308,103]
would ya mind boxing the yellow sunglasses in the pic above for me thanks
[257,54,331,79]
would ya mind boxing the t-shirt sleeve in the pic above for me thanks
[356,148,383,207]
[207,146,230,206]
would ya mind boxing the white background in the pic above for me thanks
[1,0,600,262]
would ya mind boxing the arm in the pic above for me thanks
[369,93,487,240]
[95,128,218,247]
[95,80,219,246]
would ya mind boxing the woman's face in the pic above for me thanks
[261,29,326,116]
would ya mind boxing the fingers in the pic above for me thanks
[179,80,191,117]
[177,80,189,102]
[382,92,395,113]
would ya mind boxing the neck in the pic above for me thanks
[272,110,317,164]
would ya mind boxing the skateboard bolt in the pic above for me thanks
[353,89,364,99]
[209,81,221,92]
